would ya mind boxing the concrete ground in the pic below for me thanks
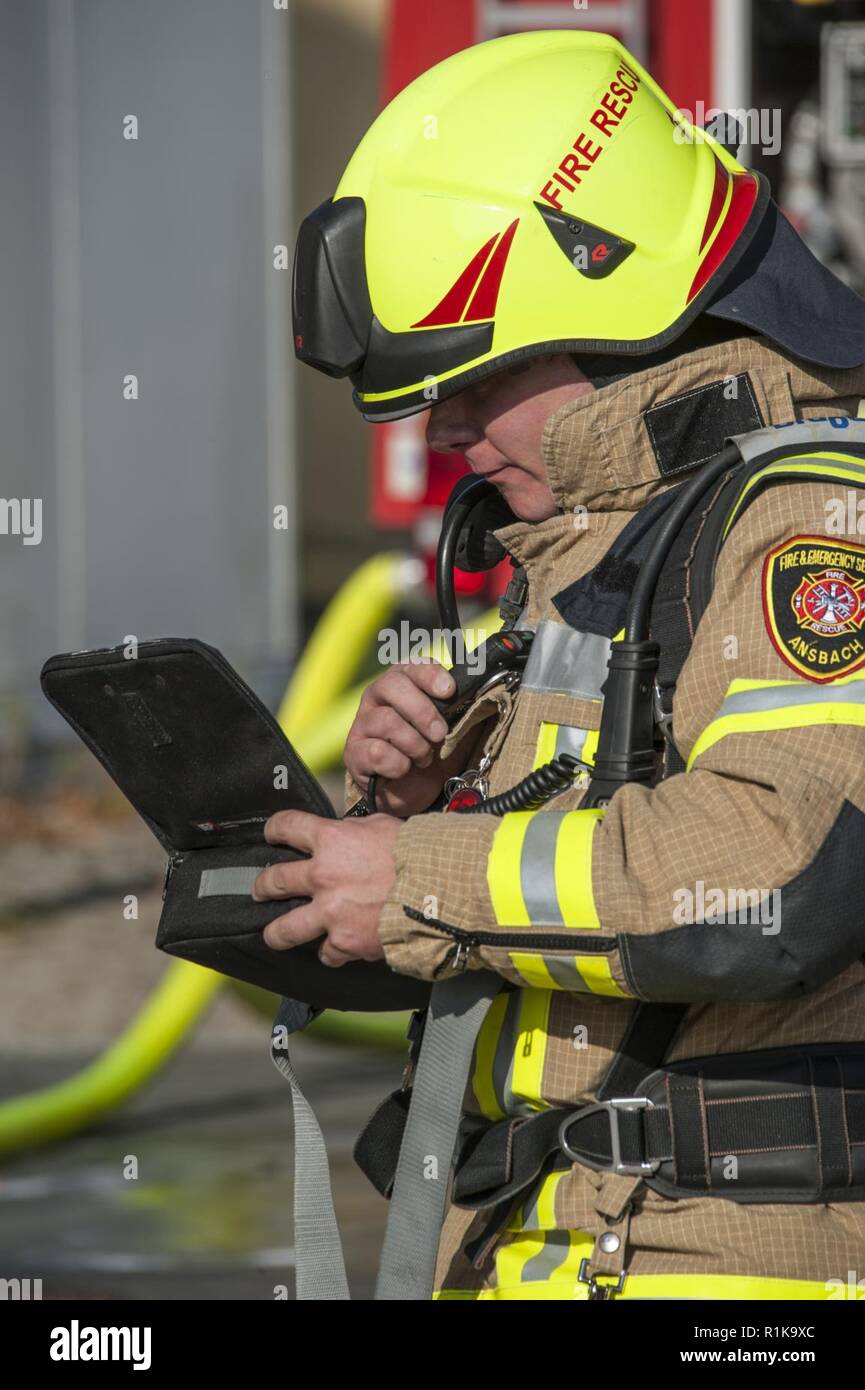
[0,766,403,1300]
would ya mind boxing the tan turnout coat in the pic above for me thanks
[352,336,865,1299]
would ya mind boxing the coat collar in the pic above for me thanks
[541,335,865,514]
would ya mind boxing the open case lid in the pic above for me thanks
[40,638,334,851]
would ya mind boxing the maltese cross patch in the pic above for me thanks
[763,534,865,682]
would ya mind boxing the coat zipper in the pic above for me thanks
[403,906,617,973]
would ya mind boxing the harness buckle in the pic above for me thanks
[577,1258,626,1301]
[558,1096,660,1177]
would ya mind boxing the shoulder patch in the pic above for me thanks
[762,534,865,682]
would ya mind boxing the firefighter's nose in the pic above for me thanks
[426,395,483,454]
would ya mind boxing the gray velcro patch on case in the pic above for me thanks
[198,866,260,897]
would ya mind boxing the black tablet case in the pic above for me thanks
[40,638,430,1013]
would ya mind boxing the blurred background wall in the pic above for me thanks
[0,0,386,753]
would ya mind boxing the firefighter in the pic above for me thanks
[253,30,865,1298]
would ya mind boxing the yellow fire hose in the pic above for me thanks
[0,555,500,1154]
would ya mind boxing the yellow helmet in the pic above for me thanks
[292,29,768,422]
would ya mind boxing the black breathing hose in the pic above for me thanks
[624,443,741,642]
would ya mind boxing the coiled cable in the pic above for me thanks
[453,753,584,815]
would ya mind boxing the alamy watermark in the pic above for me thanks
[377,621,487,672]
[673,102,781,158]
[673,880,781,935]
[0,497,41,545]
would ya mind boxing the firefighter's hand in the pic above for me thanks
[253,810,401,965]
[344,660,466,815]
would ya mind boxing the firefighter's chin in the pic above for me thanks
[489,467,559,522]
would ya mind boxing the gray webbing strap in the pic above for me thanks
[271,973,499,1301]
[374,970,501,1301]
[198,866,260,897]
[270,997,350,1301]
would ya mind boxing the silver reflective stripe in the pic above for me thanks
[543,955,589,991]
[553,724,590,760]
[719,680,865,718]
[519,812,563,925]
[729,423,865,462]
[521,621,610,700]
[519,1229,573,1285]
[198,866,260,897]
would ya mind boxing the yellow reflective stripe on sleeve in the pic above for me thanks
[554,809,604,927]
[508,951,630,997]
[687,673,865,769]
[487,811,536,926]
[723,452,865,538]
[507,952,558,988]
[489,809,604,928]
[570,954,631,997]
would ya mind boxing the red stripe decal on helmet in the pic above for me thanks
[411,233,499,328]
[464,219,519,322]
[699,155,730,253]
[686,172,758,305]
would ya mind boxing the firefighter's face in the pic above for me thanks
[425,353,594,521]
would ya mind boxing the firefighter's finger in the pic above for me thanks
[252,856,314,902]
[368,667,450,742]
[263,809,321,852]
[317,938,352,968]
[262,904,323,950]
[364,704,438,765]
[352,737,413,782]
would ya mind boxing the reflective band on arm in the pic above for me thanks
[508,950,630,997]
[487,809,605,928]
[553,809,605,927]
[486,811,537,926]
[687,674,865,768]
